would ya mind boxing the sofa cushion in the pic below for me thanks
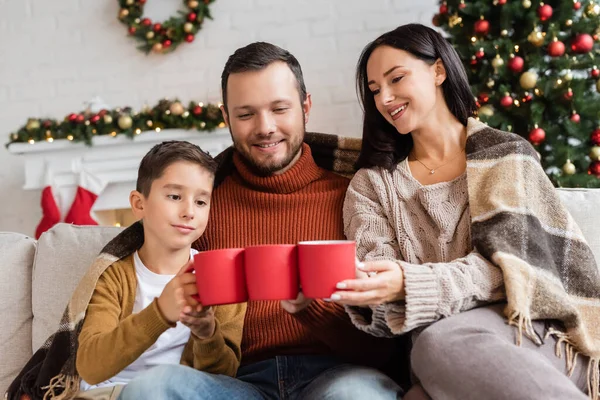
[31,224,122,352]
[0,232,36,396]
[556,188,600,264]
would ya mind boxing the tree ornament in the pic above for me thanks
[470,56,478,67]
[590,146,600,161]
[520,71,538,89]
[474,17,490,35]
[529,125,546,145]
[565,19,573,27]
[183,22,194,33]
[592,128,600,145]
[478,93,490,103]
[548,38,565,57]
[128,26,136,35]
[500,94,514,107]
[570,111,581,123]
[589,161,600,177]
[562,160,576,175]
[152,43,163,52]
[528,30,545,47]
[497,0,507,4]
[522,92,533,102]
[119,8,129,19]
[585,2,600,17]
[574,1,582,10]
[118,115,133,130]
[141,18,152,26]
[508,55,524,73]
[486,78,495,88]
[185,34,195,43]
[169,102,185,116]
[153,23,162,32]
[76,114,85,123]
[163,39,172,48]
[500,29,509,37]
[571,34,594,53]
[188,12,197,22]
[103,115,113,124]
[475,48,485,59]
[563,70,573,81]
[564,88,574,100]
[478,105,494,117]
[26,119,40,131]
[193,105,204,115]
[439,2,448,14]
[188,0,199,7]
[538,3,553,21]
[491,54,504,72]
[90,115,101,124]
[592,66,600,79]
[146,31,154,39]
[459,0,466,9]
[448,14,463,28]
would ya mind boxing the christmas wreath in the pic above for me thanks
[117,0,215,54]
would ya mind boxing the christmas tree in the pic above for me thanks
[434,0,600,187]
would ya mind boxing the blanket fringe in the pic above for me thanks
[42,374,80,400]
[545,327,599,400]
[507,310,542,346]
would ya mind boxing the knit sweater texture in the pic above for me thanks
[343,158,505,336]
[196,143,397,369]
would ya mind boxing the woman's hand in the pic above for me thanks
[330,260,405,306]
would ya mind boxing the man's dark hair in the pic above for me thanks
[355,23,477,172]
[136,140,217,197]
[221,42,307,111]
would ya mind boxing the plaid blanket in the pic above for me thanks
[8,127,600,398]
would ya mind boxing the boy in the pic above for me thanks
[74,140,245,399]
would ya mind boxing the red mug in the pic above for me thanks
[191,248,248,306]
[244,244,299,300]
[297,240,356,298]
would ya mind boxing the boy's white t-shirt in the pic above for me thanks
[80,249,197,390]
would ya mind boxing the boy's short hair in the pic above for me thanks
[136,140,217,197]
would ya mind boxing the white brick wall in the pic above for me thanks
[0,0,437,236]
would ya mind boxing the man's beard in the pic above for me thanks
[230,117,305,176]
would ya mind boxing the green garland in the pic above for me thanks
[118,0,215,54]
[7,99,225,147]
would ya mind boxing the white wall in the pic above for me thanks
[0,0,437,236]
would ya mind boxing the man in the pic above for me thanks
[120,42,401,400]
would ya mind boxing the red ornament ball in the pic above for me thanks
[139,0,146,4]
[591,128,600,146]
[478,93,490,103]
[439,3,448,14]
[589,161,600,177]
[141,18,151,26]
[571,34,594,54]
[498,0,507,4]
[475,49,485,59]
[529,127,546,145]
[570,113,581,123]
[192,105,203,115]
[474,19,490,35]
[68,113,78,122]
[43,120,52,128]
[128,26,136,35]
[592,67,600,79]
[98,109,108,117]
[153,23,162,32]
[500,95,513,107]
[548,40,565,57]
[564,89,574,101]
[574,1,581,10]
[459,2,466,9]
[163,39,172,48]
[76,114,85,123]
[90,115,101,124]
[538,4,553,21]
[508,56,524,73]
[185,34,195,43]
[470,57,478,66]
[188,12,197,22]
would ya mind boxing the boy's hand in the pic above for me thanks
[180,304,216,340]
[157,260,197,324]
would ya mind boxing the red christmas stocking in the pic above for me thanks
[64,169,106,226]
[35,185,61,239]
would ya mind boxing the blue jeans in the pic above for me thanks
[118,355,402,400]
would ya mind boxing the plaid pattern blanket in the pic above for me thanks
[8,126,600,398]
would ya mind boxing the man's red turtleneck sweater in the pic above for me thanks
[196,143,395,368]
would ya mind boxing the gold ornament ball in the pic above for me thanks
[188,0,199,8]
[146,31,155,39]
[152,43,163,52]
[119,8,129,19]
[566,19,573,27]
[478,105,495,117]
[522,0,531,8]
[585,3,600,17]
[448,14,463,28]
[118,115,133,130]
[170,102,185,116]
[486,78,495,88]
[528,31,545,47]
[125,0,134,5]
[26,119,41,131]
[562,161,576,175]
[590,147,600,161]
[563,70,573,81]
[11,133,18,141]
[520,71,538,89]
[103,115,113,124]
[183,22,194,33]
[491,55,504,69]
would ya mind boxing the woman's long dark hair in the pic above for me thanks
[356,23,477,171]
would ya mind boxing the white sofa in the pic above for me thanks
[1,188,599,396]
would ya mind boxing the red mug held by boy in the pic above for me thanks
[192,248,248,306]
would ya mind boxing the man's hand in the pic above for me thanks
[157,260,197,324]
[281,292,313,314]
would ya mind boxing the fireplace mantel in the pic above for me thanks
[8,129,232,222]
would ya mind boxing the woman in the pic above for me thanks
[332,24,600,400]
